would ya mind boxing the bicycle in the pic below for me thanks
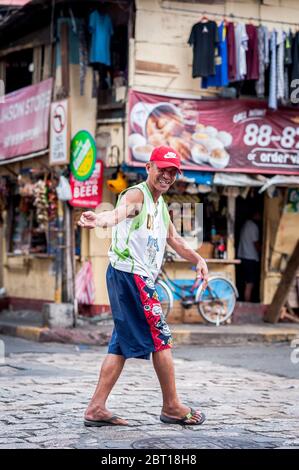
[155,252,238,325]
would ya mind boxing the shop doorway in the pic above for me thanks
[235,189,264,303]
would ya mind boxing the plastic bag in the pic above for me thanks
[75,261,95,305]
[56,175,72,201]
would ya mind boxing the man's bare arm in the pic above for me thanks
[167,220,208,287]
[78,189,144,229]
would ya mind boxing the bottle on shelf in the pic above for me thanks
[218,237,226,259]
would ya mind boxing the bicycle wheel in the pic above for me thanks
[197,277,237,325]
[155,279,172,319]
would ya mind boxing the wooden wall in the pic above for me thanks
[132,0,299,96]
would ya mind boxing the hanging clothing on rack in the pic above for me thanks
[227,22,237,81]
[284,31,293,103]
[245,24,259,80]
[234,23,248,81]
[201,22,229,88]
[264,26,270,67]
[269,30,277,110]
[284,30,293,66]
[277,30,285,101]
[291,31,299,81]
[188,20,219,78]
[255,26,266,98]
[89,10,114,66]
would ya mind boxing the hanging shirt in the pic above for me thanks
[202,22,229,88]
[89,11,113,65]
[269,30,277,110]
[234,23,248,81]
[188,20,219,78]
[277,30,285,101]
[227,22,237,81]
[255,26,266,98]
[245,24,259,80]
[291,31,299,81]
[108,182,170,282]
[264,26,270,67]
[285,31,293,66]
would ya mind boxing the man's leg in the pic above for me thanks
[84,353,128,425]
[244,282,254,302]
[152,349,203,424]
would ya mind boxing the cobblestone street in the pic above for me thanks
[0,336,299,449]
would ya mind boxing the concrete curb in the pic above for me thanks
[1,321,298,346]
[172,329,299,345]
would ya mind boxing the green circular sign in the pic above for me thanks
[70,130,96,181]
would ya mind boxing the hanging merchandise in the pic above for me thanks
[18,174,35,198]
[285,31,293,66]
[226,22,237,82]
[46,177,58,222]
[291,31,299,81]
[33,180,49,232]
[188,18,219,78]
[234,23,248,81]
[202,21,229,88]
[277,30,285,102]
[56,175,72,201]
[245,24,259,80]
[256,26,267,98]
[107,169,128,194]
[89,10,113,66]
[269,30,277,110]
[75,260,95,305]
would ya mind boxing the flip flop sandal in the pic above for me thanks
[84,415,126,427]
[160,407,206,426]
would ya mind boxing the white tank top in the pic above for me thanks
[108,182,170,281]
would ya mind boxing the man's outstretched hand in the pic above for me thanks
[78,211,97,229]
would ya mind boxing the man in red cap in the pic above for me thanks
[78,146,208,427]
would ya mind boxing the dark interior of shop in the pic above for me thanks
[5,49,33,94]
[235,189,264,302]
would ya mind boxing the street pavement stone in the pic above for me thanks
[0,349,298,449]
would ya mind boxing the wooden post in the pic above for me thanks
[60,22,70,96]
[227,194,236,260]
[33,46,42,84]
[265,240,299,323]
[64,202,76,325]
[54,200,64,303]
[42,44,52,80]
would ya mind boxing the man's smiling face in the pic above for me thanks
[146,162,178,193]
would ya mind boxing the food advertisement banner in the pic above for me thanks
[128,90,299,175]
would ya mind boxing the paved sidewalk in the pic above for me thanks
[0,344,299,449]
[0,310,299,346]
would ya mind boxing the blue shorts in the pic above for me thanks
[106,264,173,360]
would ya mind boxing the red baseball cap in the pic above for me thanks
[149,146,182,174]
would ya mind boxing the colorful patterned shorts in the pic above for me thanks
[106,264,173,360]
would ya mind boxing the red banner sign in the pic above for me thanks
[69,160,104,208]
[128,90,299,175]
[0,78,53,160]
